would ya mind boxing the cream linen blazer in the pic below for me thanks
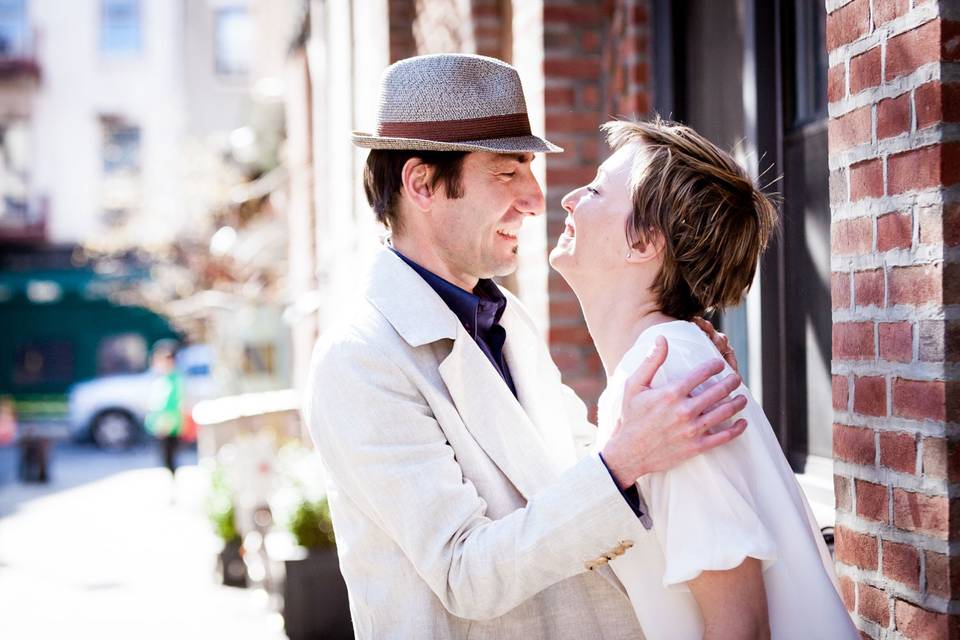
[304,248,650,639]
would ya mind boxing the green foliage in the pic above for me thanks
[207,464,240,543]
[287,497,336,550]
[208,494,240,543]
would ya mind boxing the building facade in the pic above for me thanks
[287,1,960,635]
[0,0,263,249]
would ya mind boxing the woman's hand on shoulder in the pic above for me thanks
[692,317,739,375]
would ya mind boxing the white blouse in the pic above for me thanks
[595,321,857,640]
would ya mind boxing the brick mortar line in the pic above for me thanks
[832,302,960,320]
[834,510,956,553]
[830,362,957,383]
[829,62,940,118]
[834,458,960,494]
[831,410,958,436]
[827,3,940,67]
[825,0,856,14]
[835,563,957,614]
[830,247,944,269]
[830,189,947,221]
[828,124,959,170]
[831,303,949,321]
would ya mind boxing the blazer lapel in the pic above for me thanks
[438,325,564,501]
[499,300,579,474]
[367,247,564,501]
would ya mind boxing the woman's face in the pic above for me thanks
[549,142,645,278]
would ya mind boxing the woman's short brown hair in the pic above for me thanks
[602,117,779,320]
[363,149,468,234]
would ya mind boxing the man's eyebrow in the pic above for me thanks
[494,153,532,165]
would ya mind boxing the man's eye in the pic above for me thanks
[500,171,516,177]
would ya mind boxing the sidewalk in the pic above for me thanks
[0,444,287,640]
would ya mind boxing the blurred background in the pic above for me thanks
[0,0,922,637]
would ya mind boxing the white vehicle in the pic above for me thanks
[68,344,220,449]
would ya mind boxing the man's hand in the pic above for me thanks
[601,336,748,489]
[692,317,739,374]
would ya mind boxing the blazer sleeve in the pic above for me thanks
[305,338,645,621]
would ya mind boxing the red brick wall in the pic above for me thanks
[827,1,960,637]
[389,0,508,63]
[471,0,508,59]
[543,0,652,417]
[389,0,417,62]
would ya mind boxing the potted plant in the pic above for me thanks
[208,467,247,588]
[282,497,353,640]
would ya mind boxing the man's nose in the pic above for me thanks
[515,176,546,216]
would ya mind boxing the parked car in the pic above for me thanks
[68,344,220,449]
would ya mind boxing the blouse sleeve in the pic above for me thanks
[641,336,778,590]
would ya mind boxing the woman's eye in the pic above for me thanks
[587,186,599,195]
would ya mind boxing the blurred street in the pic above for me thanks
[0,443,287,640]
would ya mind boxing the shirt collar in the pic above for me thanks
[390,249,507,338]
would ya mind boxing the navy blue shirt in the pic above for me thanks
[393,249,644,519]
[393,250,517,396]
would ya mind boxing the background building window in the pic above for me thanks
[102,121,140,174]
[100,0,141,55]
[0,120,30,225]
[242,343,275,375]
[0,0,26,56]
[96,333,147,375]
[214,7,251,76]
[14,340,75,385]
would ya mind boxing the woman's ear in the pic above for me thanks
[625,231,664,264]
[401,158,435,212]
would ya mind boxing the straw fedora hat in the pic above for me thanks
[352,53,563,154]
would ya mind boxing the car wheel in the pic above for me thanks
[91,410,140,450]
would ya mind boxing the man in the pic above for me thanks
[305,54,746,639]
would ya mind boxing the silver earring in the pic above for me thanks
[625,250,633,259]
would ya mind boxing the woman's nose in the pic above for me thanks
[561,187,582,215]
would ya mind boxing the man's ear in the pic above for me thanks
[401,157,435,212]
[625,231,664,264]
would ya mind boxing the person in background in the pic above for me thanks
[145,340,184,477]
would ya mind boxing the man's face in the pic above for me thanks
[427,152,545,286]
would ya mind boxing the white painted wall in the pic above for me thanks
[31,0,186,245]
[27,0,272,247]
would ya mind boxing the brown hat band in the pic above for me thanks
[377,112,532,143]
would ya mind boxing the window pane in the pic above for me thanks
[14,341,75,385]
[215,8,251,75]
[102,123,140,173]
[0,0,25,55]
[101,0,141,54]
[97,333,148,375]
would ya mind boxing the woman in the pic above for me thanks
[550,118,857,640]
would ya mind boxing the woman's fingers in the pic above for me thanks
[693,316,740,373]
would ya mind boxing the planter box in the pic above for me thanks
[283,548,352,640]
[217,539,248,588]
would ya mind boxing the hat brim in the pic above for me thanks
[351,132,563,154]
